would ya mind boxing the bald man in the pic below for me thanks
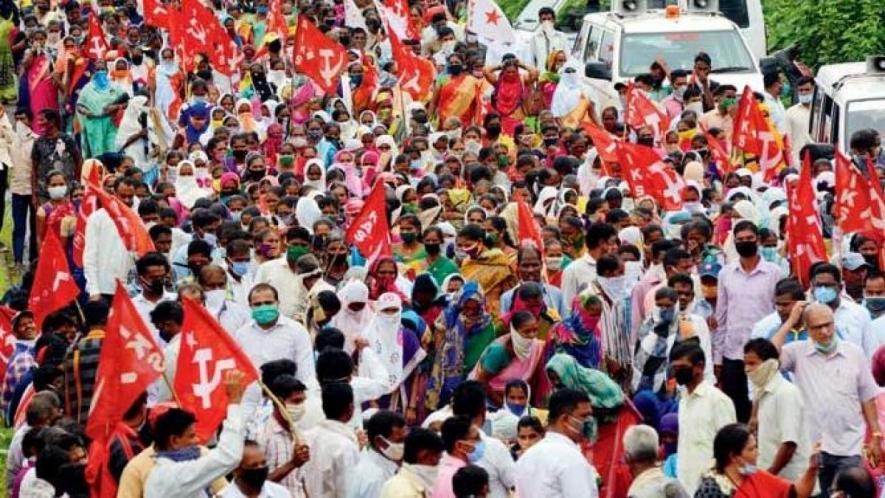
[772,302,882,493]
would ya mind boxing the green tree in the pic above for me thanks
[764,0,885,68]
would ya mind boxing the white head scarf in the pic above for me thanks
[364,292,404,388]
[303,158,327,191]
[331,280,375,354]
[551,59,596,118]
[174,160,211,208]
[295,196,322,232]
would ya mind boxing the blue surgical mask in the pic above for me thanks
[760,246,778,263]
[813,285,838,304]
[507,403,526,417]
[94,70,109,89]
[468,439,486,463]
[230,261,249,277]
[202,232,218,247]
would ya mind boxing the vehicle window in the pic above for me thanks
[718,0,750,28]
[599,30,615,67]
[821,94,834,144]
[830,103,840,148]
[584,25,602,62]
[810,88,824,140]
[845,100,885,151]
[619,30,754,77]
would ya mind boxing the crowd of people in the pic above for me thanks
[0,0,883,496]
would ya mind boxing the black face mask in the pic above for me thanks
[232,149,248,161]
[142,278,165,296]
[447,64,463,76]
[673,367,694,386]
[735,241,758,258]
[486,124,502,136]
[188,263,205,275]
[268,39,282,52]
[196,69,212,81]
[543,137,558,147]
[247,169,266,180]
[131,54,144,65]
[637,136,655,147]
[239,466,269,489]
[424,242,441,255]
[413,112,428,124]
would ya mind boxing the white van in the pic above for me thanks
[810,58,885,153]
[572,1,764,92]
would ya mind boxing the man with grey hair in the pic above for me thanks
[773,302,882,494]
[6,391,62,494]
[623,425,689,498]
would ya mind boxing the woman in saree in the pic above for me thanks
[153,48,183,122]
[0,0,18,103]
[538,50,567,111]
[483,57,538,136]
[550,59,600,131]
[363,292,427,412]
[456,223,518,319]
[425,281,497,411]
[551,293,605,369]
[77,65,127,157]
[502,282,561,341]
[393,213,427,275]
[417,226,459,286]
[695,423,817,498]
[366,256,412,302]
[429,52,482,128]
[22,28,60,136]
[470,309,548,407]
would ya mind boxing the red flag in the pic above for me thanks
[699,122,734,175]
[0,306,17,376]
[72,169,101,267]
[28,231,81,329]
[624,83,669,141]
[732,86,786,181]
[517,200,544,254]
[86,282,165,442]
[615,142,685,211]
[173,0,242,76]
[581,120,620,163]
[87,182,155,257]
[785,154,827,288]
[85,12,109,61]
[834,150,884,234]
[292,15,347,94]
[352,55,379,112]
[345,181,392,263]
[388,28,435,101]
[175,299,259,442]
[143,0,169,29]
[374,0,419,41]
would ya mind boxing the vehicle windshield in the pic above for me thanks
[845,99,885,151]
[619,30,755,77]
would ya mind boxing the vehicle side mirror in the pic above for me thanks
[585,61,612,80]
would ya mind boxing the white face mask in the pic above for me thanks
[48,185,67,200]
[285,402,306,422]
[379,436,404,461]
[597,275,626,300]
[545,256,563,271]
[683,201,705,215]
[378,311,401,328]
[685,101,704,116]
[510,325,534,360]
[798,93,813,105]
[205,289,226,313]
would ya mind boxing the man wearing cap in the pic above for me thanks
[693,262,721,323]
[842,252,871,302]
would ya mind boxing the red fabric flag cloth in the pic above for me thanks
[785,154,828,288]
[143,0,170,29]
[72,173,101,267]
[85,12,109,60]
[292,15,347,94]
[624,83,669,141]
[28,230,81,329]
[173,0,241,76]
[85,283,165,498]
[582,120,620,163]
[175,299,259,442]
[699,122,734,176]
[388,29,435,101]
[345,180,392,264]
[516,200,543,254]
[615,142,685,211]
[834,151,882,234]
[87,182,155,257]
[352,55,379,112]
[732,86,786,181]
[0,305,17,375]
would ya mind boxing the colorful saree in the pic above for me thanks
[436,73,481,127]
[459,248,517,320]
[26,52,58,135]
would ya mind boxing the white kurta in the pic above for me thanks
[515,432,599,498]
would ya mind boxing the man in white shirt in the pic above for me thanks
[380,428,444,498]
[253,227,311,319]
[785,76,814,165]
[84,177,138,300]
[347,410,407,498]
[452,381,515,498]
[863,271,885,340]
[561,223,619,314]
[529,7,568,70]
[170,208,221,281]
[254,373,310,497]
[220,441,291,498]
[744,338,810,481]
[234,283,316,387]
[301,383,360,498]
[222,238,255,308]
[144,370,247,498]
[762,71,787,134]
[671,342,736,495]
[515,389,599,498]
[131,252,177,344]
[198,264,250,335]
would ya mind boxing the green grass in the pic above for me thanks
[0,426,13,494]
